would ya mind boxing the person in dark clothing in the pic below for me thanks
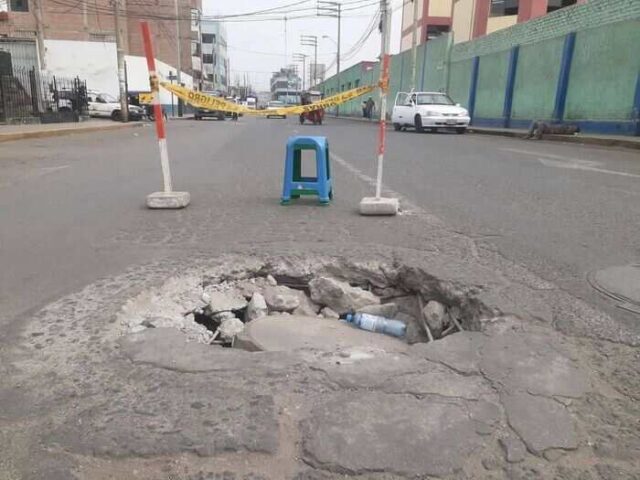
[365,97,375,119]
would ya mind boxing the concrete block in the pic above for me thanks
[359,197,399,216]
[146,191,190,209]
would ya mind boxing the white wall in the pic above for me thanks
[43,39,194,105]
[44,39,118,96]
[125,55,194,106]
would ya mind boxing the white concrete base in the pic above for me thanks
[146,191,191,209]
[359,197,399,216]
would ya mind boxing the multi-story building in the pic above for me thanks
[400,0,588,49]
[270,67,301,105]
[200,20,228,93]
[0,0,204,101]
[452,0,586,43]
[400,0,455,51]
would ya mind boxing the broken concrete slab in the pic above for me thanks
[502,392,578,455]
[500,435,527,463]
[423,300,448,337]
[358,302,399,317]
[480,332,590,398]
[410,331,486,374]
[206,290,248,313]
[302,392,489,477]
[234,314,407,353]
[244,292,268,322]
[48,373,278,458]
[263,285,300,312]
[309,276,379,314]
[118,328,296,373]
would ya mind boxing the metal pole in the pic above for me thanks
[114,0,129,122]
[375,0,391,199]
[198,10,204,91]
[174,0,183,116]
[336,3,341,116]
[410,0,419,90]
[313,42,317,87]
[141,21,173,193]
[302,56,306,91]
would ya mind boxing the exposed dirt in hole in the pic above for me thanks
[119,256,496,349]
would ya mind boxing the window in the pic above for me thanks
[10,0,28,12]
[202,33,214,44]
[191,41,200,56]
[341,84,345,91]
[547,0,577,12]
[347,82,352,90]
[202,54,213,64]
[355,79,360,87]
[416,93,454,105]
[191,8,199,32]
[425,25,450,41]
[490,0,519,16]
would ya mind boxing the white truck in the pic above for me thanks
[391,91,470,134]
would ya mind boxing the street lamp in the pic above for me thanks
[293,53,308,91]
[300,35,318,87]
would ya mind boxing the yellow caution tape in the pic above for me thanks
[138,92,154,105]
[160,82,378,116]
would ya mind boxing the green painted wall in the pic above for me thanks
[423,36,449,92]
[511,37,564,120]
[565,19,640,121]
[474,51,509,118]
[316,0,640,133]
[447,59,472,107]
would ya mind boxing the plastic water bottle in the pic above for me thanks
[344,312,406,338]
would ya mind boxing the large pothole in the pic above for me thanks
[119,256,495,351]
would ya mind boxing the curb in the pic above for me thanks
[468,127,640,150]
[0,121,144,143]
[330,115,640,150]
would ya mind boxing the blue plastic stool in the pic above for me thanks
[281,136,333,205]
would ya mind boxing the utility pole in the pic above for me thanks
[174,0,183,116]
[198,10,204,91]
[318,1,341,113]
[293,53,308,91]
[301,35,317,86]
[113,0,128,121]
[410,0,420,90]
[32,0,46,70]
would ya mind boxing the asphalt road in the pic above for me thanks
[1,116,639,332]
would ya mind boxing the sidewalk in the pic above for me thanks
[0,119,143,143]
[469,125,640,150]
[330,115,640,150]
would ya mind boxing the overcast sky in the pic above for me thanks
[203,0,403,91]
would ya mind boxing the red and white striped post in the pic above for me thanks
[359,0,398,216]
[375,52,390,199]
[141,21,190,209]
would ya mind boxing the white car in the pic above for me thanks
[266,100,286,119]
[391,91,470,134]
[87,91,144,121]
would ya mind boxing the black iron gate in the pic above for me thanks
[0,67,88,124]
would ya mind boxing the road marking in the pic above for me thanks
[501,147,597,164]
[537,157,640,179]
[330,152,442,223]
[39,165,70,174]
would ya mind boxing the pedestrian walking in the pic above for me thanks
[366,97,375,120]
